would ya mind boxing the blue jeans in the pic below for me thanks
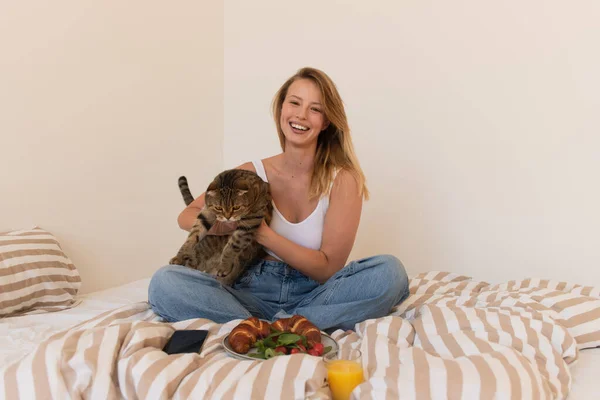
[148,254,409,331]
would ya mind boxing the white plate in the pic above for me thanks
[222,332,339,361]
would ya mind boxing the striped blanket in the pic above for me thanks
[2,272,599,399]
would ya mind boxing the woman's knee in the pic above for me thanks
[371,254,409,302]
[148,265,183,306]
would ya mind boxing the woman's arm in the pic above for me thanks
[177,193,206,231]
[177,163,257,232]
[257,170,363,283]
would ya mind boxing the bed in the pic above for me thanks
[0,278,152,367]
[2,274,599,399]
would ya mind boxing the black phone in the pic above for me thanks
[162,330,209,355]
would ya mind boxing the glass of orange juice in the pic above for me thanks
[323,349,364,400]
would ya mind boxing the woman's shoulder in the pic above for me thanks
[235,161,256,173]
[235,156,281,183]
[330,168,361,196]
[235,155,281,174]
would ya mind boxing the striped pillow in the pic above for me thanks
[0,227,81,317]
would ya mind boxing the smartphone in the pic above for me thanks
[162,330,209,355]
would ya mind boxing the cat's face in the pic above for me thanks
[205,188,251,222]
[204,170,270,222]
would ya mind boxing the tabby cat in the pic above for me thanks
[170,169,272,285]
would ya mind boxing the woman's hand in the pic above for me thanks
[255,220,272,246]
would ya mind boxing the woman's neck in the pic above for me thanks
[278,146,316,178]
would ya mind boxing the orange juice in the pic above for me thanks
[326,359,364,400]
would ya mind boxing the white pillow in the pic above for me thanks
[0,227,81,317]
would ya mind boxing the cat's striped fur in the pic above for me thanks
[178,176,195,206]
[170,170,273,285]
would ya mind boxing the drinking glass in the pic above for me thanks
[323,348,364,400]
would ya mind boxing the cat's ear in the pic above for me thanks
[206,180,218,197]
[236,182,249,196]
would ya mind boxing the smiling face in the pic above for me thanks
[271,67,369,200]
[279,79,330,149]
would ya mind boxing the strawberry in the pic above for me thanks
[275,346,287,355]
[290,348,301,354]
[308,349,320,356]
[312,343,324,356]
[296,344,307,353]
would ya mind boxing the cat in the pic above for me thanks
[169,169,273,285]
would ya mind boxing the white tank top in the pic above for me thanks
[252,160,332,261]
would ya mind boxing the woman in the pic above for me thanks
[149,67,409,331]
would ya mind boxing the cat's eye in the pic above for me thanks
[233,206,241,211]
[213,206,223,211]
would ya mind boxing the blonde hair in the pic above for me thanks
[272,67,369,200]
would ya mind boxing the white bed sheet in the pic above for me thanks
[569,347,600,399]
[1,277,598,398]
[0,278,151,367]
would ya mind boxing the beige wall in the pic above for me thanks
[224,1,600,285]
[1,2,224,293]
[3,1,598,293]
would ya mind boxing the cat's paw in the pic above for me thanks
[170,256,188,266]
[217,270,230,277]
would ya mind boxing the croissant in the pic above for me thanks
[270,315,321,347]
[228,317,271,354]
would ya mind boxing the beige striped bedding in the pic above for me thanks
[0,227,81,317]
[2,271,599,399]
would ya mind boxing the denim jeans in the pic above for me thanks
[148,254,409,331]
